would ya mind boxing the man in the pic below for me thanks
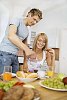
[0,8,42,74]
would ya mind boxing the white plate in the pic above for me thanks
[16,76,38,83]
[34,97,40,100]
[1,73,16,77]
[39,80,67,91]
[38,76,49,79]
[11,73,16,77]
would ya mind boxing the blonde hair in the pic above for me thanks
[32,33,48,52]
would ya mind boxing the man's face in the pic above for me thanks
[27,15,40,26]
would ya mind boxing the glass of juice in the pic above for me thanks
[3,66,12,81]
[47,66,54,78]
[47,70,54,78]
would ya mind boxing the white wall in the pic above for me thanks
[59,29,67,75]
[0,2,9,43]
[0,0,67,73]
[1,0,66,47]
[30,0,67,48]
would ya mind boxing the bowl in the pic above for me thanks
[16,76,38,83]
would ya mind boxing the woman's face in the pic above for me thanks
[36,35,46,50]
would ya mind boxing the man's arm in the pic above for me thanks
[7,25,36,57]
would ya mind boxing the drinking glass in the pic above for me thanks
[28,58,37,73]
[47,70,54,78]
[47,66,54,78]
[3,66,12,81]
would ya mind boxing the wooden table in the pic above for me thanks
[0,77,67,100]
[29,79,67,100]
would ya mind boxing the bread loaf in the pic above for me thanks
[26,73,38,78]
[16,71,25,78]
[16,71,38,78]
[24,73,28,78]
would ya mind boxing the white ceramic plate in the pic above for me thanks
[11,73,16,77]
[38,76,49,79]
[34,97,40,100]
[16,76,38,83]
[39,80,67,91]
[1,73,16,77]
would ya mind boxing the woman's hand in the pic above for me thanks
[46,48,55,58]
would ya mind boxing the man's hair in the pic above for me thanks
[28,8,42,19]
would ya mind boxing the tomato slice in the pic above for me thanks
[13,82,25,86]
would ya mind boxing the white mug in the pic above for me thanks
[37,70,45,78]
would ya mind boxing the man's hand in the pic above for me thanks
[25,48,37,60]
[28,52,37,61]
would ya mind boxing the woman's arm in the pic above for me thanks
[46,48,55,71]
[23,51,28,72]
[22,38,28,72]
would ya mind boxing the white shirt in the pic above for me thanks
[28,51,49,71]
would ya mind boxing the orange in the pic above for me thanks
[3,72,12,81]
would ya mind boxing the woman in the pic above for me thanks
[23,33,55,72]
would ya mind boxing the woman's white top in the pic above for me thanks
[28,51,49,71]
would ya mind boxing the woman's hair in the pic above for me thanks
[32,33,48,51]
[27,8,42,20]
